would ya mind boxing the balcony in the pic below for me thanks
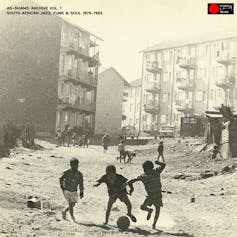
[176,100,193,114]
[64,69,77,83]
[217,51,236,66]
[74,72,97,89]
[66,43,99,67]
[57,98,96,113]
[144,103,160,114]
[215,75,235,89]
[146,61,162,74]
[177,78,193,91]
[178,57,196,70]
[146,83,160,94]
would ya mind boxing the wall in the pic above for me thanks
[95,69,124,135]
[0,8,62,135]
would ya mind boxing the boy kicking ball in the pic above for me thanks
[59,157,84,222]
[94,165,137,225]
[126,160,166,229]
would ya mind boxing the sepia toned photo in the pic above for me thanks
[0,0,237,236]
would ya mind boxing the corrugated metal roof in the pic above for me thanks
[142,30,237,53]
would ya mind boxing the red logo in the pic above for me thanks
[209,4,219,14]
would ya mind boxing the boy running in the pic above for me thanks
[59,158,84,221]
[94,165,137,225]
[126,160,166,229]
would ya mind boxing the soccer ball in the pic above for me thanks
[117,216,130,230]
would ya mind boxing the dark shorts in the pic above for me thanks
[143,194,163,207]
[109,193,128,203]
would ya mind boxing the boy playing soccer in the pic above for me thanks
[94,165,137,225]
[59,158,84,221]
[126,160,166,229]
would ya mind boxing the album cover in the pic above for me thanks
[0,1,236,237]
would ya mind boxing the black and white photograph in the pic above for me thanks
[0,0,237,236]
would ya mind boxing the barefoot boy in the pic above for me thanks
[126,160,166,229]
[94,165,137,225]
[59,158,84,221]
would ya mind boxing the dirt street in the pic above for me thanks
[0,139,236,237]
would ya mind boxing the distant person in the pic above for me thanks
[211,145,223,159]
[59,158,84,222]
[102,133,110,153]
[66,127,73,147]
[56,129,62,147]
[29,124,35,148]
[126,160,166,229]
[117,140,131,163]
[94,165,137,225]
[157,141,165,163]
[84,133,89,148]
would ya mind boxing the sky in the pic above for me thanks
[1,0,237,82]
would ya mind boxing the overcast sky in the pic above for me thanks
[1,0,237,82]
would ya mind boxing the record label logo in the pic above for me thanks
[208,3,234,14]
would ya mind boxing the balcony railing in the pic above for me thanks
[57,98,96,113]
[215,75,235,89]
[217,51,236,66]
[177,78,194,91]
[146,61,162,74]
[66,42,99,67]
[178,56,196,70]
[176,100,193,114]
[146,83,160,94]
[144,103,160,114]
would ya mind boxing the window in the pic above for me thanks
[61,55,65,72]
[164,51,170,62]
[137,89,140,97]
[198,45,205,57]
[137,103,140,112]
[68,56,73,69]
[147,74,153,82]
[219,89,222,97]
[195,91,202,102]
[130,104,132,112]
[210,89,214,100]
[161,115,166,123]
[65,112,68,123]
[61,83,64,95]
[129,119,133,125]
[213,43,216,56]
[163,72,169,83]
[162,93,168,102]
[190,47,196,57]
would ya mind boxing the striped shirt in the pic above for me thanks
[133,163,165,196]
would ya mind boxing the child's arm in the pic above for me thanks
[79,173,84,198]
[59,173,65,191]
[155,161,166,173]
[93,175,105,187]
[128,183,134,195]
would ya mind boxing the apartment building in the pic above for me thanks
[56,22,100,134]
[140,31,237,134]
[95,67,129,135]
[0,1,101,135]
[122,79,141,131]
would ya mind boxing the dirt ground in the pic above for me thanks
[0,139,236,237]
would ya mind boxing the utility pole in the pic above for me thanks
[138,53,145,137]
